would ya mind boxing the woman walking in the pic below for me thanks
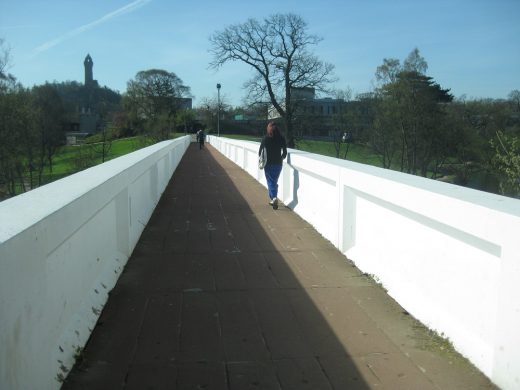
[259,122,287,209]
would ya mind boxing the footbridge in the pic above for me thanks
[0,135,518,389]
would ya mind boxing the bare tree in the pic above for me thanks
[508,89,520,112]
[31,84,66,182]
[403,47,428,74]
[195,96,231,133]
[0,38,12,81]
[209,13,336,147]
[375,58,401,86]
[329,87,353,159]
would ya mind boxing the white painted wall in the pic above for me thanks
[0,136,190,390]
[208,136,520,390]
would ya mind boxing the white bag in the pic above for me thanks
[258,148,266,169]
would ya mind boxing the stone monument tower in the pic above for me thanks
[80,54,98,134]
[84,54,94,87]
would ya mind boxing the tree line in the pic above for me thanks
[334,51,520,197]
[209,14,520,198]
[2,12,519,199]
[0,38,196,199]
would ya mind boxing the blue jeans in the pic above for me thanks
[264,164,283,199]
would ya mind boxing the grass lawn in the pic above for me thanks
[41,136,152,185]
[216,133,263,143]
[295,139,382,166]
[221,133,383,168]
[4,134,192,198]
[12,133,380,195]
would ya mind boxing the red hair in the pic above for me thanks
[267,122,278,137]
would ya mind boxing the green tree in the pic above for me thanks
[124,69,191,141]
[486,91,520,196]
[370,94,401,169]
[491,131,520,197]
[0,81,32,196]
[0,39,36,196]
[174,109,196,134]
[31,84,66,183]
[51,81,121,118]
[443,98,491,185]
[372,49,453,175]
[209,13,336,147]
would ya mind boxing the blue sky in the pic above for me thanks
[1,0,519,107]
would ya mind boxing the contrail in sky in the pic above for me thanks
[32,0,152,55]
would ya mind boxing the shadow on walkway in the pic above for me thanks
[63,143,494,390]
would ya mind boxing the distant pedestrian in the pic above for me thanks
[196,129,205,149]
[259,122,287,209]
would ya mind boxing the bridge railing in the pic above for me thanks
[0,136,190,390]
[208,135,520,390]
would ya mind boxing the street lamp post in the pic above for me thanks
[216,83,221,137]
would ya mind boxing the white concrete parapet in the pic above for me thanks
[0,136,190,390]
[208,135,520,390]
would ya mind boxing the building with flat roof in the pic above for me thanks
[268,87,347,137]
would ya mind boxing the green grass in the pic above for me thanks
[17,133,383,193]
[5,134,189,197]
[198,132,502,193]
[40,136,154,186]
[221,133,383,168]
[104,137,151,160]
[218,133,263,142]
[295,139,382,166]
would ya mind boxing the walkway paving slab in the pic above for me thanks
[63,143,496,389]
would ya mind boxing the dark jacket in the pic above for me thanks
[259,134,287,165]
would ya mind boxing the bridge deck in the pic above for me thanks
[63,143,494,389]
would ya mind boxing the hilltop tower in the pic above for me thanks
[84,54,94,87]
[80,54,99,134]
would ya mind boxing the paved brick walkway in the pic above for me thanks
[63,143,495,389]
